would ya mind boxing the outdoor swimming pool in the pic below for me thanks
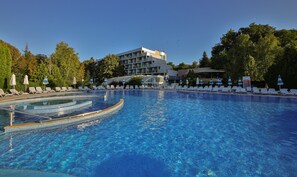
[0,90,297,177]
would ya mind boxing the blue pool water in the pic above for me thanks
[0,90,297,177]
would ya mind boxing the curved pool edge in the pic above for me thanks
[4,99,124,133]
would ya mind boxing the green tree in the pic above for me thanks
[191,61,198,68]
[243,55,256,79]
[265,45,297,88]
[0,40,23,74]
[176,62,190,70]
[25,50,37,78]
[254,33,282,80]
[210,44,227,69]
[31,61,49,85]
[95,54,121,81]
[35,54,48,64]
[239,23,276,43]
[0,43,12,89]
[113,61,126,77]
[127,76,143,87]
[83,58,96,84]
[49,65,64,87]
[226,34,253,79]
[51,42,81,86]
[186,70,197,86]
[199,51,211,67]
[167,62,176,70]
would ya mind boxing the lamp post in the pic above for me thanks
[82,79,84,87]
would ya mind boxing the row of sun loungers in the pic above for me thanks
[172,86,297,96]
[0,89,29,96]
[29,87,75,94]
[0,87,77,97]
[100,84,297,96]
[105,85,142,90]
[2,85,297,97]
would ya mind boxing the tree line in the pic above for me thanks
[168,23,297,88]
[210,23,297,88]
[0,40,125,91]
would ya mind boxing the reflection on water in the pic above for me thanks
[141,97,167,131]
[9,135,13,152]
[158,90,164,100]
[77,119,102,131]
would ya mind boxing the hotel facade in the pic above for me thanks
[117,47,172,75]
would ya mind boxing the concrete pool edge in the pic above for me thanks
[4,99,124,133]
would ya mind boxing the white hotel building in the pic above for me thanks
[117,47,172,75]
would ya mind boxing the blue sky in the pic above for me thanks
[1,0,297,64]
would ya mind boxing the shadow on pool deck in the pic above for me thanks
[92,154,170,177]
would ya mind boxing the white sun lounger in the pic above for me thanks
[280,89,293,95]
[61,87,68,92]
[36,87,46,93]
[46,87,55,92]
[235,87,247,93]
[197,86,203,91]
[231,86,238,92]
[212,86,219,92]
[55,87,62,92]
[260,88,268,95]
[290,89,297,96]
[252,87,260,94]
[0,89,12,97]
[68,87,74,91]
[10,89,21,95]
[221,86,231,93]
[267,88,278,95]
[29,87,36,94]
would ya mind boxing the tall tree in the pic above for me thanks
[254,33,282,80]
[77,63,86,85]
[51,42,81,86]
[191,61,198,68]
[0,43,12,89]
[25,50,37,78]
[226,34,253,79]
[83,57,96,83]
[243,55,256,79]
[95,54,123,82]
[0,40,23,74]
[176,62,190,70]
[199,51,211,67]
[31,61,49,84]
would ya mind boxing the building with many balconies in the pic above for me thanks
[117,47,171,75]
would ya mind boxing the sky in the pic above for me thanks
[1,0,297,64]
